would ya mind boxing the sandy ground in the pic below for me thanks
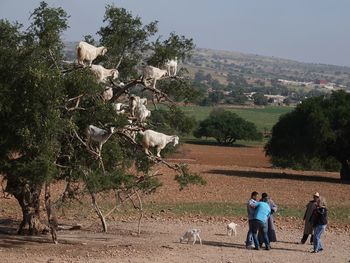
[1,143,350,262]
[0,219,349,263]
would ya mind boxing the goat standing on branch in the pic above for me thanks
[142,65,168,89]
[129,95,147,117]
[90,65,119,83]
[112,102,128,115]
[140,130,179,158]
[86,125,115,155]
[165,57,178,77]
[135,103,151,123]
[77,41,107,67]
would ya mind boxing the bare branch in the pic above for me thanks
[44,183,58,244]
[61,62,85,74]
[134,189,144,235]
[48,49,60,71]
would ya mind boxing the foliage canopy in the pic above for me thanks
[265,91,350,180]
[193,109,262,144]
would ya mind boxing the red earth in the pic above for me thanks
[1,143,349,262]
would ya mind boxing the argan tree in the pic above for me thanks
[0,2,69,234]
[265,91,350,181]
[194,109,262,144]
[0,2,203,238]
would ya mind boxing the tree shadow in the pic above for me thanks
[202,240,246,249]
[207,169,348,184]
[0,218,19,235]
[184,139,250,148]
[202,240,307,253]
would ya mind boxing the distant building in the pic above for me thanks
[264,95,286,104]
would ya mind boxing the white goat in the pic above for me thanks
[180,229,202,245]
[112,102,128,115]
[140,129,179,157]
[102,87,114,101]
[129,95,147,117]
[86,125,115,155]
[142,65,168,89]
[165,57,178,76]
[123,120,137,141]
[227,222,237,236]
[90,64,119,83]
[135,104,151,123]
[76,41,107,67]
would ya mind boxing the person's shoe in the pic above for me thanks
[319,248,323,251]
[311,250,318,253]
[254,247,260,250]
[265,245,271,251]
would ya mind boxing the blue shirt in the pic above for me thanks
[254,201,271,223]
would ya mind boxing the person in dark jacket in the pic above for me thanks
[311,197,328,253]
[299,192,319,244]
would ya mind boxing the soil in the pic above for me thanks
[1,143,350,263]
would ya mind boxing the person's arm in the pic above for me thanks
[303,202,310,220]
[270,199,277,213]
[249,200,257,208]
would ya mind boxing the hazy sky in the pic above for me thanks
[1,0,349,67]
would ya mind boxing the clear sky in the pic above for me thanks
[1,0,349,67]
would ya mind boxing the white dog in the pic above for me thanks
[179,229,202,245]
[227,222,237,236]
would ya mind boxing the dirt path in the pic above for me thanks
[0,219,349,263]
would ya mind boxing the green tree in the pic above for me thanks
[98,5,158,78]
[252,92,268,106]
[265,91,350,180]
[149,106,197,136]
[0,2,203,237]
[193,109,262,144]
[0,2,69,234]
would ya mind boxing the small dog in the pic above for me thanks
[227,222,237,236]
[179,229,202,245]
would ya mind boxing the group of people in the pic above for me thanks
[245,191,328,253]
[245,191,277,250]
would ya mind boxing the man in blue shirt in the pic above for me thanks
[251,197,271,250]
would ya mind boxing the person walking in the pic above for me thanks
[245,191,259,248]
[258,193,277,245]
[311,197,328,253]
[299,192,320,244]
[251,196,271,250]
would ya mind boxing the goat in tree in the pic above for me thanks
[129,95,147,117]
[90,64,119,83]
[142,65,168,89]
[86,125,115,155]
[76,41,107,67]
[165,57,178,76]
[139,129,179,158]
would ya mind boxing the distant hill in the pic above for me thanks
[184,48,350,88]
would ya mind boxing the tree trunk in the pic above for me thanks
[6,181,49,235]
[90,192,108,232]
[340,160,350,181]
